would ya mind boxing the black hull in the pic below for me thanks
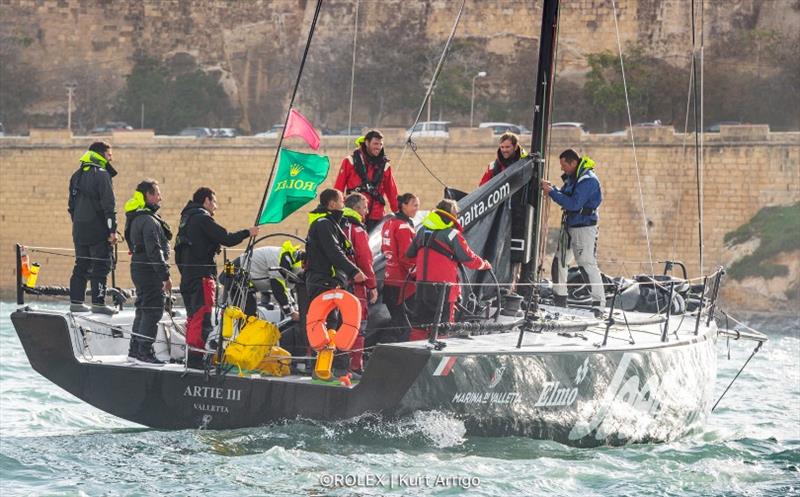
[12,309,717,447]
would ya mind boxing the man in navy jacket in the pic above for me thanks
[541,149,605,315]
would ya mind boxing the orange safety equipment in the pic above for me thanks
[305,289,363,352]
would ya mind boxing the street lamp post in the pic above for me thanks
[64,81,77,133]
[470,71,487,128]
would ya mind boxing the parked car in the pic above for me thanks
[478,122,528,135]
[254,124,284,138]
[89,121,134,134]
[551,122,587,133]
[705,121,742,132]
[212,128,238,138]
[607,121,662,136]
[178,127,213,137]
[634,120,663,128]
[406,121,450,138]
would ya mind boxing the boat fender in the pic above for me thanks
[222,306,245,339]
[306,289,362,352]
[26,263,40,288]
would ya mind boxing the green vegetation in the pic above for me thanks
[115,55,235,134]
[0,35,41,132]
[724,203,800,281]
[1,22,796,133]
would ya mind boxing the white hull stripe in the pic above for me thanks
[433,356,457,376]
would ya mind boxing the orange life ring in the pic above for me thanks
[305,289,363,352]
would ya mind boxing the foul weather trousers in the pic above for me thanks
[409,282,455,341]
[181,276,217,349]
[69,240,112,305]
[130,260,166,357]
[552,225,606,308]
[375,285,411,343]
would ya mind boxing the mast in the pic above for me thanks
[521,0,560,291]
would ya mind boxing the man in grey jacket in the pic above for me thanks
[123,179,172,363]
[67,141,118,314]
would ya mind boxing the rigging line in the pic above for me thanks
[394,0,467,185]
[671,56,696,261]
[408,141,448,188]
[712,340,762,412]
[609,0,655,277]
[347,0,360,140]
[698,0,706,275]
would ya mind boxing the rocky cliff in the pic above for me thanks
[2,0,798,131]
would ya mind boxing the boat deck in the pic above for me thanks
[46,304,715,382]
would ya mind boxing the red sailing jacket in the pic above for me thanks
[381,212,416,300]
[335,149,399,222]
[406,209,489,303]
[342,208,377,319]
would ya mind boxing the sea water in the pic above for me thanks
[0,302,797,496]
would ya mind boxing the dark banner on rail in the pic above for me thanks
[456,158,534,298]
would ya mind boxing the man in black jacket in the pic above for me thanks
[305,188,366,302]
[123,179,172,363]
[303,189,366,376]
[68,141,118,315]
[176,187,259,355]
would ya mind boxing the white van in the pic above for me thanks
[406,121,450,138]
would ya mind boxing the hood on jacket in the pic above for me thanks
[124,190,160,214]
[342,207,364,224]
[576,156,596,180]
[422,209,460,231]
[308,205,344,226]
[79,150,118,177]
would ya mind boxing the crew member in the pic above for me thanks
[406,199,491,341]
[175,187,259,360]
[222,241,304,319]
[123,179,172,363]
[479,132,528,186]
[341,193,378,373]
[305,189,366,301]
[479,132,528,290]
[378,193,419,343]
[334,129,399,232]
[541,149,605,316]
[304,189,366,374]
[67,141,118,315]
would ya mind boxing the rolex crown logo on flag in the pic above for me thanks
[258,148,330,224]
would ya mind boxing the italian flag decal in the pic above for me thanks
[432,356,457,376]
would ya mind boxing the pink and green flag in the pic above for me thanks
[258,148,330,224]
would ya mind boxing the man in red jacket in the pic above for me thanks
[406,199,491,341]
[334,129,399,233]
[479,132,528,292]
[341,193,377,372]
[379,192,419,343]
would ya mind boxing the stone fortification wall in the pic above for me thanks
[3,0,796,126]
[1,125,797,311]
